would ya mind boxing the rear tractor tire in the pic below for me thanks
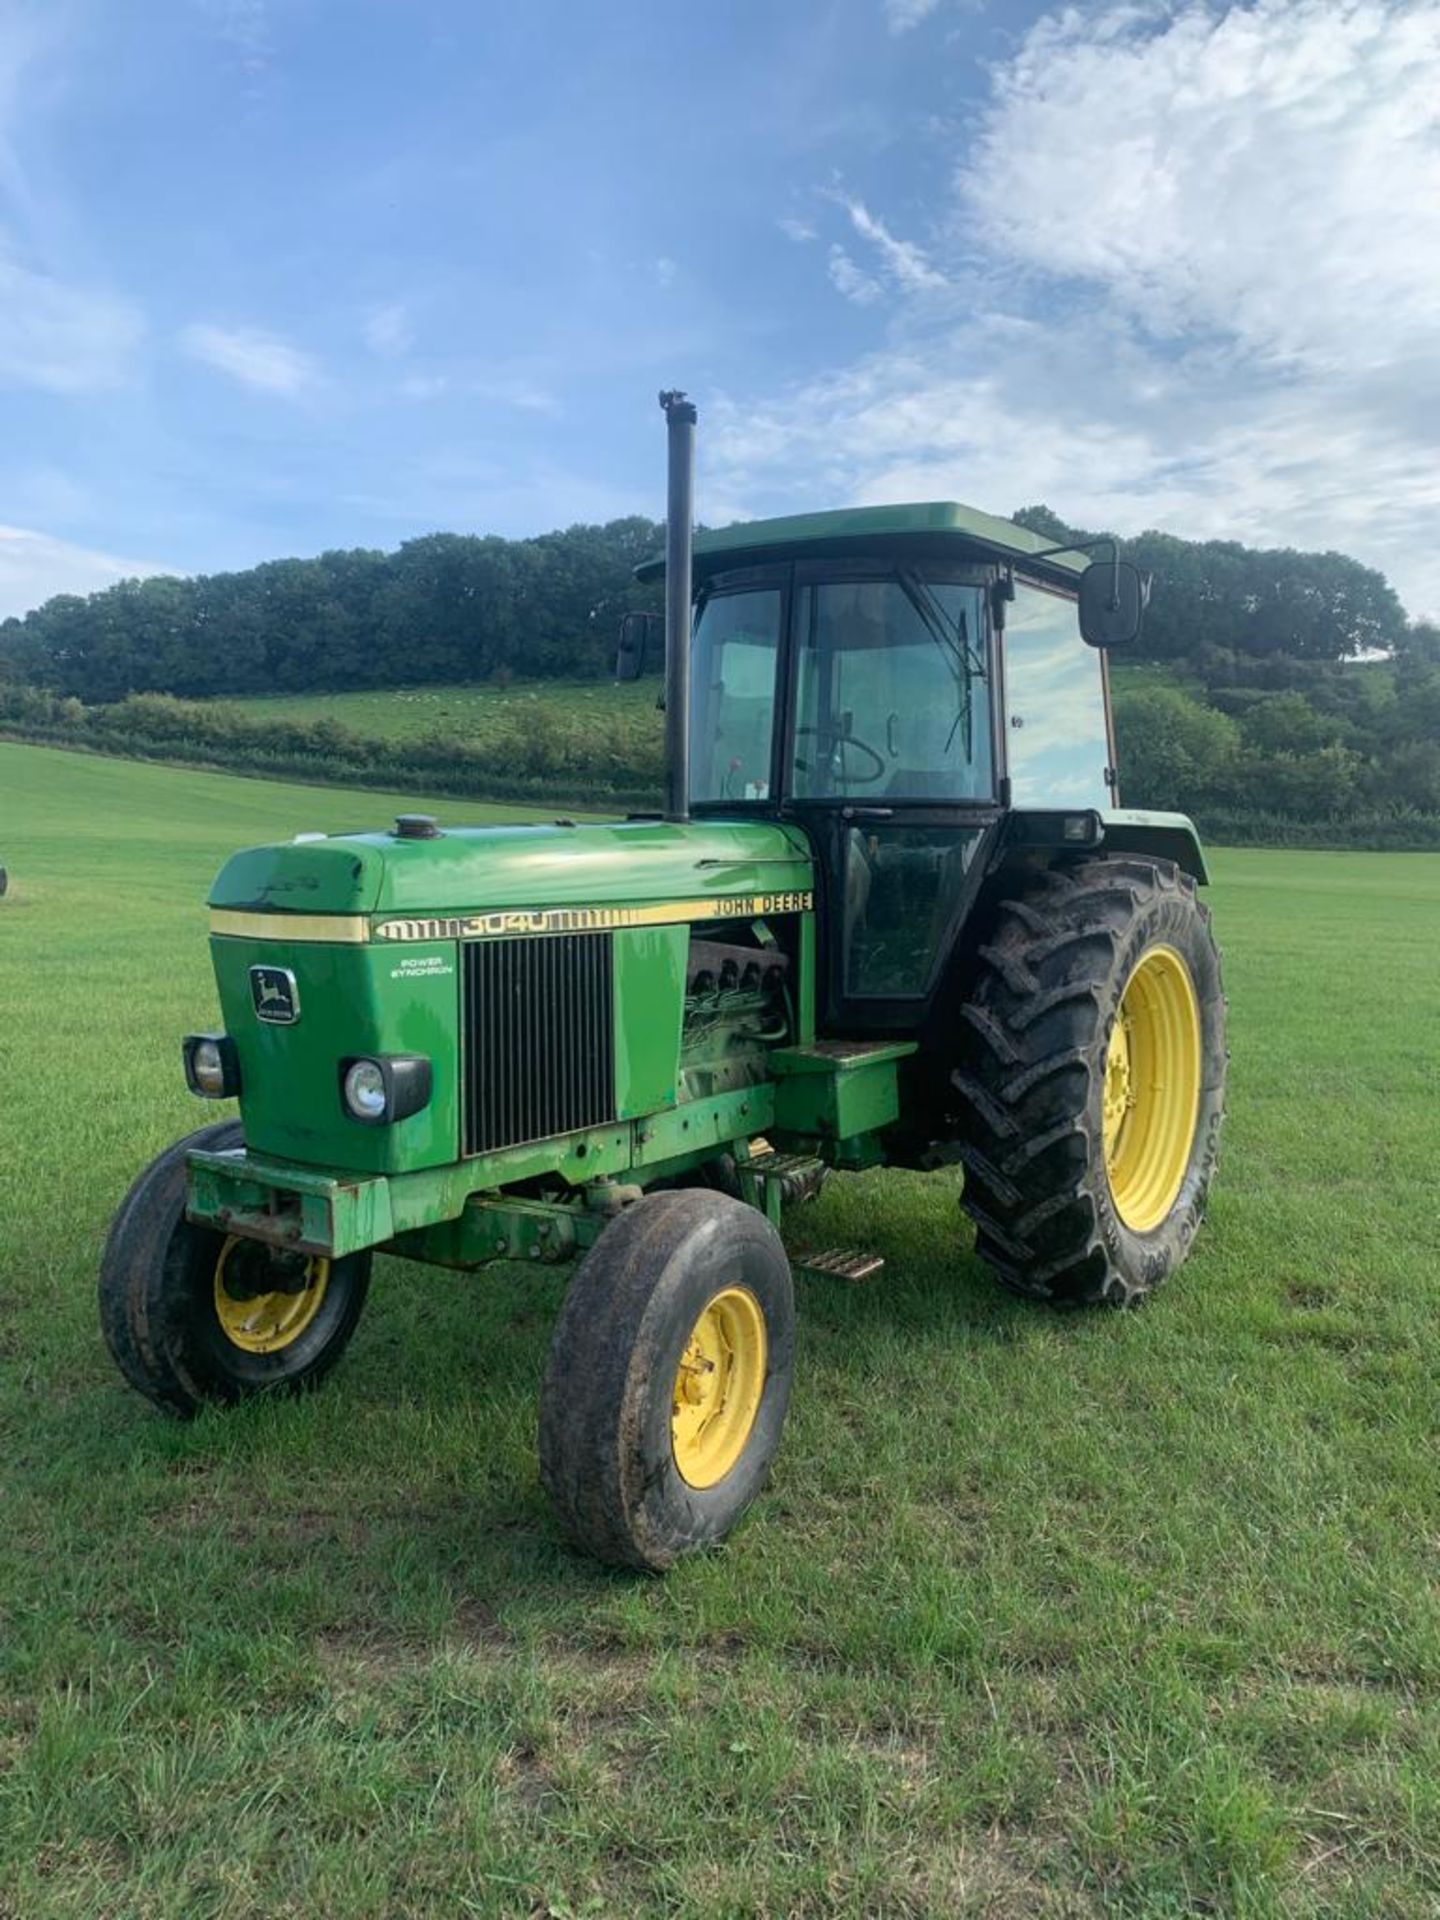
[99,1121,371,1416]
[539,1189,795,1570]
[954,856,1226,1306]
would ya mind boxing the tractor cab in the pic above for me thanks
[635,503,1126,1030]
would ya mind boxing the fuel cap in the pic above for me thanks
[393,814,441,840]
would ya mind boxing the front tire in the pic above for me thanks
[538,1190,795,1570]
[99,1122,370,1416]
[954,856,1226,1306]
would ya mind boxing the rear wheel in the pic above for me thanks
[99,1123,370,1415]
[538,1190,795,1570]
[953,856,1226,1305]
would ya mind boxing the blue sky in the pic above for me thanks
[3,0,1440,619]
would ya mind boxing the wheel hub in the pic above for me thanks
[213,1235,331,1354]
[670,1286,767,1489]
[1102,945,1203,1234]
[1102,1014,1136,1157]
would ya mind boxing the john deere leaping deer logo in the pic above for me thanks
[249,966,300,1025]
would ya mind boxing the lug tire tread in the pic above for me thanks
[953,856,1227,1307]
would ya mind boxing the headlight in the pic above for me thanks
[183,1033,240,1099]
[343,1059,389,1121]
[339,1054,433,1126]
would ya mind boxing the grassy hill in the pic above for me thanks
[7,654,1440,845]
[2,739,1437,1915]
[216,676,662,745]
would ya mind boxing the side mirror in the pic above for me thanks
[1079,560,1149,649]
[616,610,662,681]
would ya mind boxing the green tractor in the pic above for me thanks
[101,393,1226,1570]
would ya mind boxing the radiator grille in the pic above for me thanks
[462,933,616,1156]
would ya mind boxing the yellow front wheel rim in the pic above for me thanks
[213,1236,330,1354]
[671,1286,767,1489]
[1102,945,1202,1234]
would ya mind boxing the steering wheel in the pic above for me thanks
[794,724,887,787]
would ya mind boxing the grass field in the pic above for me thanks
[2,740,1437,1918]
[215,678,661,745]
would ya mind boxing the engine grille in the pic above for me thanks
[462,933,616,1156]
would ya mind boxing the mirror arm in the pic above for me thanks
[1026,535,1117,564]
[1027,534,1119,605]
[1025,536,1152,617]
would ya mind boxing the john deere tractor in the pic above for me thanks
[101,394,1226,1570]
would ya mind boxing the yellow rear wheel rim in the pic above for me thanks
[671,1286,767,1489]
[213,1236,330,1354]
[1102,945,1202,1234]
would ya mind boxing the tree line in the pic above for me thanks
[0,520,664,701]
[4,504,1440,844]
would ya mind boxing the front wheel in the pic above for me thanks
[99,1122,370,1416]
[538,1190,795,1570]
[953,856,1227,1306]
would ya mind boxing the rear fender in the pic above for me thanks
[993,807,1208,884]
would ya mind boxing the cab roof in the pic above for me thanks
[634,501,1089,586]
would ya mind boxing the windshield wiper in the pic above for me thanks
[896,568,985,760]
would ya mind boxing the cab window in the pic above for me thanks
[689,588,781,802]
[791,577,991,800]
[1003,582,1111,808]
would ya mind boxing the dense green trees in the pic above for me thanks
[1011,508,1410,663]
[0,519,663,701]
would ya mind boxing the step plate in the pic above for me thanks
[746,1150,828,1205]
[796,1247,885,1282]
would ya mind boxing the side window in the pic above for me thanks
[689,590,781,802]
[1004,583,1111,808]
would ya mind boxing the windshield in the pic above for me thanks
[791,574,991,801]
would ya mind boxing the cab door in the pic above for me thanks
[782,567,1001,1032]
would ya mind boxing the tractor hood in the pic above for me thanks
[208,815,814,920]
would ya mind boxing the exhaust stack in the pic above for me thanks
[659,389,696,824]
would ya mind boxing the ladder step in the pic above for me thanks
[746,1149,822,1175]
[796,1247,885,1282]
[745,1150,827,1204]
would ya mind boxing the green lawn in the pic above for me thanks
[2,741,1437,1917]
[215,677,661,745]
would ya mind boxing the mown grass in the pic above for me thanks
[216,678,662,746]
[2,740,1437,1918]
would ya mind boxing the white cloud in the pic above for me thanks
[364,302,413,357]
[778,216,818,243]
[960,0,1440,376]
[827,245,884,305]
[841,196,947,294]
[180,323,316,394]
[195,0,271,72]
[0,18,144,393]
[400,372,448,401]
[720,0,1440,617]
[884,0,941,30]
[472,375,562,415]
[0,256,143,391]
[0,524,168,619]
[655,255,678,289]
[398,370,561,414]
